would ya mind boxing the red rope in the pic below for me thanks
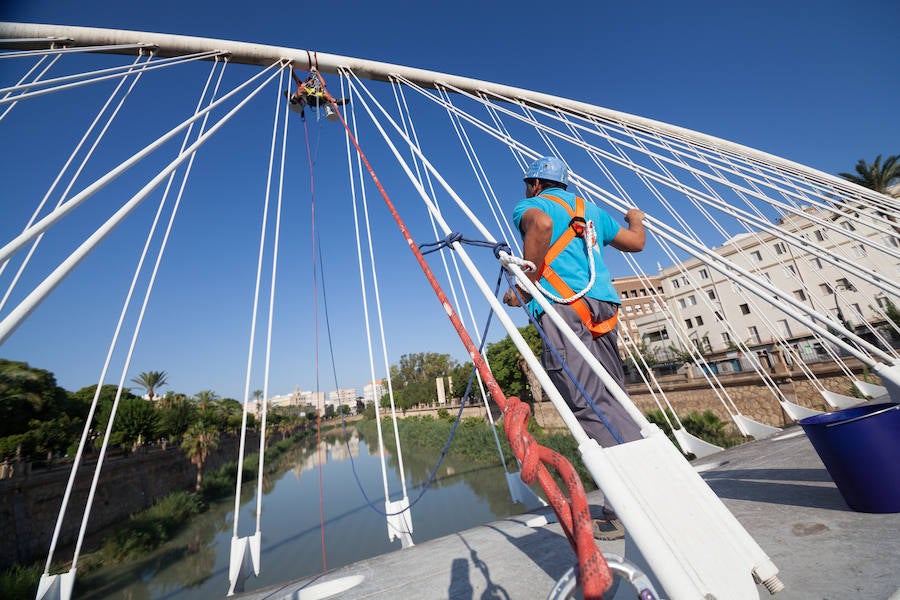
[321,79,613,598]
[304,116,327,572]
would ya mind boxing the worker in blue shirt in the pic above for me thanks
[286,72,348,121]
[504,156,646,539]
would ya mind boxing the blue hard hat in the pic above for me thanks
[524,156,568,186]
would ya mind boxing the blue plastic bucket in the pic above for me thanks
[799,402,900,513]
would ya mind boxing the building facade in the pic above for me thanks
[636,203,899,375]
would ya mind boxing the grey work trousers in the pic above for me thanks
[538,297,642,447]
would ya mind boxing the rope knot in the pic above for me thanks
[492,241,511,259]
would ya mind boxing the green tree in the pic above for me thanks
[218,398,243,432]
[838,154,900,196]
[30,414,81,465]
[0,359,69,437]
[158,396,197,439]
[484,325,541,401]
[394,380,435,409]
[194,389,218,410]
[624,340,659,376]
[449,361,475,400]
[70,383,137,406]
[130,371,169,402]
[181,422,219,492]
[391,352,458,386]
[113,397,160,450]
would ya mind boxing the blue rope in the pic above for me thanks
[318,234,505,517]
[504,271,624,444]
[419,232,511,258]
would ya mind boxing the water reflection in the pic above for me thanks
[78,425,527,599]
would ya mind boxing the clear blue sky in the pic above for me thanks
[1,0,897,400]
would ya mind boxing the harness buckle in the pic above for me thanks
[569,216,586,237]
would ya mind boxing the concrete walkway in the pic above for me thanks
[236,427,900,599]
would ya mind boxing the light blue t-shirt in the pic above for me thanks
[512,188,621,318]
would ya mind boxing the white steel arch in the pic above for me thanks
[2,22,898,600]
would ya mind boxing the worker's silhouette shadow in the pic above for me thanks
[448,533,512,599]
[447,509,577,599]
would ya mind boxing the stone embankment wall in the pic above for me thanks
[530,359,880,431]
[0,432,258,569]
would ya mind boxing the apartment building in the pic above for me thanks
[363,380,385,405]
[328,388,358,409]
[611,274,664,352]
[639,203,899,372]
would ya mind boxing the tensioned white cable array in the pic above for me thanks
[1,23,898,600]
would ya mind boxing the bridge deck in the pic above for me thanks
[236,427,899,599]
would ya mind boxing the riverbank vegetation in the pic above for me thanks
[0,427,319,598]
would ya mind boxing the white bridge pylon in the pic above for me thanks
[1,22,898,600]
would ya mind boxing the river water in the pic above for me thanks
[78,424,532,599]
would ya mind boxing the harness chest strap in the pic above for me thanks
[538,194,618,338]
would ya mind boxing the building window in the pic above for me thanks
[751,250,763,262]
[699,268,709,279]
[722,331,732,345]
[688,295,697,306]
[820,283,833,295]
[657,287,663,294]
[740,303,750,315]
[635,305,643,314]
[715,311,724,321]
[695,315,704,326]
[777,319,792,337]
[644,303,651,312]
[748,326,761,344]
[685,318,694,329]
[672,279,681,289]
[678,298,687,309]
[773,242,786,255]
[793,289,807,302]
[809,257,822,269]
[814,230,826,242]
[645,329,669,343]
[851,303,862,319]
[884,236,899,249]
[626,305,633,313]
[876,296,891,310]
[853,244,867,257]
[836,277,854,291]
[707,289,716,300]
[640,288,648,296]
[761,271,771,282]
[785,264,797,276]
[840,221,856,232]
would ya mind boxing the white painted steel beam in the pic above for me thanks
[0,21,893,210]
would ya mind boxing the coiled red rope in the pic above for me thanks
[317,72,612,598]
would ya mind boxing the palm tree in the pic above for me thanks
[838,154,900,197]
[181,422,219,492]
[130,370,168,402]
[194,389,218,411]
[0,360,43,409]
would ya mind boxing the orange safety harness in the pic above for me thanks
[537,193,618,338]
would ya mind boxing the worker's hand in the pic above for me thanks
[624,208,645,225]
[503,287,521,307]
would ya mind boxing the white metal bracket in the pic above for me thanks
[227,532,261,596]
